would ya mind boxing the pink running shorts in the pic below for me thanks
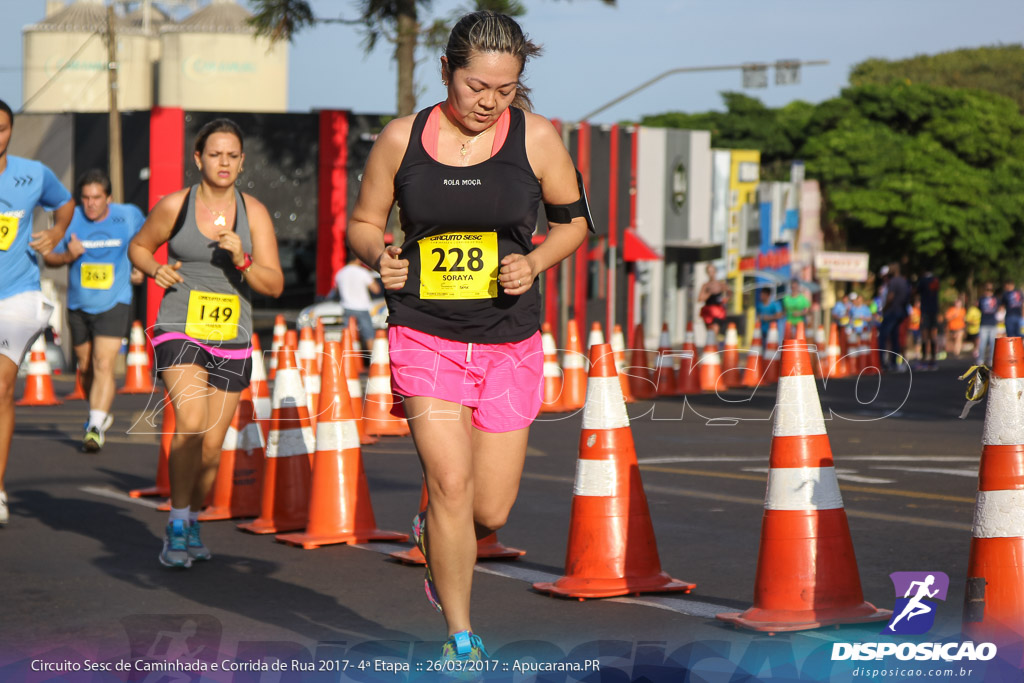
[388,325,543,433]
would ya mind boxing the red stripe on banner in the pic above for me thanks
[575,122,590,325]
[317,110,349,298]
[146,107,184,346]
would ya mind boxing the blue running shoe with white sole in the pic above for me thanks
[159,520,192,568]
[186,521,212,561]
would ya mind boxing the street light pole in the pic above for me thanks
[579,59,828,122]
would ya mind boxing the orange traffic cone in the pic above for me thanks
[342,329,378,445]
[962,336,1024,644]
[314,318,326,374]
[277,341,408,548]
[533,343,695,599]
[238,345,314,534]
[17,336,62,406]
[250,333,272,428]
[627,322,656,401]
[812,325,827,380]
[676,322,702,396]
[200,387,265,521]
[118,320,154,394]
[699,332,723,393]
[560,319,587,412]
[611,324,633,404]
[863,326,882,376]
[64,368,88,401]
[363,330,411,437]
[654,323,677,396]
[743,327,765,389]
[285,328,298,351]
[268,314,286,380]
[390,481,526,564]
[587,321,605,356]
[764,322,780,385]
[129,392,173,498]
[298,327,321,428]
[539,322,564,413]
[717,336,890,632]
[347,315,367,376]
[824,323,847,379]
[722,323,740,387]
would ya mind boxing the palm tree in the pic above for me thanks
[248,0,612,116]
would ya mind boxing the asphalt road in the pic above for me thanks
[2,359,1021,683]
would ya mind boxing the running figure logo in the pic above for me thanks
[884,571,949,635]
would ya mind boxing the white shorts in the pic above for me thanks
[0,290,55,366]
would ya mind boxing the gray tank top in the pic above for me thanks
[155,186,253,345]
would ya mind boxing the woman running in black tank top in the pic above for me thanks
[130,119,284,569]
[348,11,589,664]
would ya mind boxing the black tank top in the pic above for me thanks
[386,106,542,343]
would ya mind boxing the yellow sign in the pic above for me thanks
[186,290,240,340]
[0,215,19,251]
[419,232,498,300]
[80,263,114,290]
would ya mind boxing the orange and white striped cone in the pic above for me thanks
[654,323,677,396]
[200,387,265,521]
[250,333,272,436]
[17,336,62,406]
[129,392,173,498]
[764,322,781,385]
[533,343,695,599]
[277,341,408,548]
[237,345,314,534]
[298,327,321,429]
[699,333,723,393]
[676,322,702,395]
[863,326,882,376]
[268,314,287,381]
[722,323,740,387]
[611,324,633,404]
[587,321,605,358]
[342,328,378,445]
[347,315,367,376]
[963,337,1024,645]
[628,322,656,401]
[539,322,565,413]
[717,336,890,632]
[314,318,326,374]
[64,369,88,401]
[390,481,525,564]
[362,330,411,437]
[824,323,847,379]
[812,325,827,380]
[118,320,154,394]
[743,327,765,389]
[560,319,587,412]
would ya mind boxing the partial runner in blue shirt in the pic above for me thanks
[755,286,783,350]
[0,98,75,526]
[44,169,146,452]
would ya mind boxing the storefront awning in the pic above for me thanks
[623,229,662,262]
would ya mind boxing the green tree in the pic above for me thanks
[850,45,1024,112]
[800,82,1024,284]
[248,0,611,117]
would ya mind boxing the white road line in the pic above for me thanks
[80,486,163,509]
[872,467,979,478]
[741,467,896,485]
[639,455,977,464]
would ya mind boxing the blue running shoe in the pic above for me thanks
[413,511,443,612]
[186,521,212,561]
[440,630,489,667]
[159,520,192,568]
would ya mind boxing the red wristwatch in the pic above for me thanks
[236,252,253,273]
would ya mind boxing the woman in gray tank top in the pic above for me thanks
[129,119,283,569]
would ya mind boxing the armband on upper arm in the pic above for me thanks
[544,169,596,233]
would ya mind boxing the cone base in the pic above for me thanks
[16,398,63,406]
[118,386,155,395]
[475,541,526,559]
[359,434,380,445]
[533,572,695,599]
[128,486,169,498]
[237,517,306,534]
[390,547,426,564]
[363,423,411,437]
[199,506,258,522]
[64,391,87,401]
[716,602,891,633]
[276,529,408,549]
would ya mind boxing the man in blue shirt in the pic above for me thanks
[0,98,75,525]
[1000,280,1023,339]
[754,286,783,351]
[44,170,145,452]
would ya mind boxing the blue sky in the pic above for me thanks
[2,0,1021,122]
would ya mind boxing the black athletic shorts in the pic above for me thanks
[68,303,132,347]
[153,337,252,393]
